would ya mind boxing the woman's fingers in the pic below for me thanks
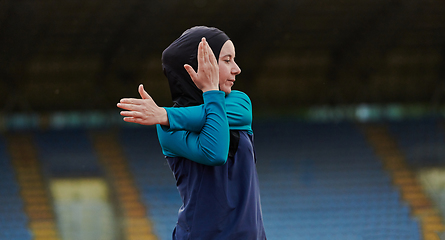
[206,43,218,67]
[117,103,136,111]
[120,109,145,123]
[184,64,198,82]
[122,117,139,123]
[120,110,139,117]
[117,84,168,126]
[119,97,148,106]
[203,39,218,87]
[199,39,206,66]
[117,101,143,112]
[119,98,138,104]
[138,84,151,100]
[201,38,217,67]
[202,38,211,64]
[187,37,219,92]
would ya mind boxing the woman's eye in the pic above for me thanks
[224,60,230,63]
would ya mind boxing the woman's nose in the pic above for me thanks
[233,63,241,75]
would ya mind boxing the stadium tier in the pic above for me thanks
[2,119,444,239]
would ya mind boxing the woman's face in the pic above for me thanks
[218,40,241,94]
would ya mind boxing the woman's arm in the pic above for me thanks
[157,90,229,166]
[164,105,206,132]
[165,90,252,133]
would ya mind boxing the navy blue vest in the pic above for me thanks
[167,131,266,240]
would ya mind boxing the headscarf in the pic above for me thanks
[162,26,230,107]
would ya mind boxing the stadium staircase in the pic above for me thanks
[92,131,158,240]
[0,135,33,240]
[5,133,61,240]
[362,122,445,240]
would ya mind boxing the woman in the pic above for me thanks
[118,26,266,240]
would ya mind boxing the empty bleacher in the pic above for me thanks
[1,116,443,239]
[255,120,421,239]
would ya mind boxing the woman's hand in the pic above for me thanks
[117,84,169,126]
[184,37,219,92]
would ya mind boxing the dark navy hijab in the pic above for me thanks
[162,26,230,107]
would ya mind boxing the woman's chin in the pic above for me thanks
[222,88,231,95]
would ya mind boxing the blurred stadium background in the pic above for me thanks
[1,0,445,239]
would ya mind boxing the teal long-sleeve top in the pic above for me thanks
[156,90,252,166]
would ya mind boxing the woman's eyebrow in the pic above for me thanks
[221,54,234,58]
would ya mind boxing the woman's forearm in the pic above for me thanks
[157,90,230,166]
[164,90,252,133]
